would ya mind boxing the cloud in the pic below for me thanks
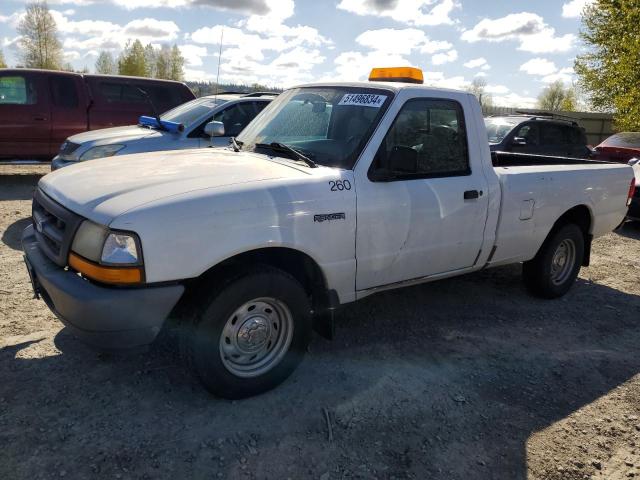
[541,67,574,84]
[355,28,451,55]
[461,12,575,53]
[184,0,329,85]
[492,92,537,108]
[47,0,275,15]
[337,0,460,26]
[484,84,509,94]
[562,0,595,18]
[520,59,575,84]
[179,44,208,67]
[463,57,489,69]
[431,49,457,65]
[422,70,469,90]
[123,18,179,40]
[520,58,557,76]
[330,50,409,82]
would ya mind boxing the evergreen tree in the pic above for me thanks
[144,44,157,78]
[118,40,147,77]
[168,44,185,81]
[155,45,171,79]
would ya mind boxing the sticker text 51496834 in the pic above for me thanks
[338,93,387,108]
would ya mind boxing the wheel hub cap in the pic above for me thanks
[550,239,576,286]
[237,317,270,352]
[219,298,294,378]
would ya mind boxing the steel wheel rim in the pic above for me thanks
[219,297,294,378]
[550,239,576,286]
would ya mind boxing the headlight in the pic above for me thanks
[101,232,139,264]
[79,144,125,161]
[69,221,144,284]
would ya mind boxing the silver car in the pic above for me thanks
[51,92,276,170]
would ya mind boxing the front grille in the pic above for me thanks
[32,189,83,266]
[59,141,81,158]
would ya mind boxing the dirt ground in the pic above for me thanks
[1,165,639,480]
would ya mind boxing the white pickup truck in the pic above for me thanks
[22,67,636,399]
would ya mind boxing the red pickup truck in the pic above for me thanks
[0,69,195,160]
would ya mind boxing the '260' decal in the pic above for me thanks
[329,180,352,191]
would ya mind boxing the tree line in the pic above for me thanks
[2,0,185,81]
[1,0,638,130]
[95,41,185,81]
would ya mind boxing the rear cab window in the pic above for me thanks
[50,76,79,108]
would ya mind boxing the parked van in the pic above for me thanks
[0,69,195,160]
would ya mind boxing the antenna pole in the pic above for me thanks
[214,27,224,101]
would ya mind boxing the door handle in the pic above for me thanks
[33,116,48,121]
[464,190,481,200]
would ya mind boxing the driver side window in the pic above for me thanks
[213,103,254,137]
[371,98,470,179]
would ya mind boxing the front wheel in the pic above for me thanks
[522,223,585,298]
[187,267,312,399]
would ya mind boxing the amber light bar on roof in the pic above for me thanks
[368,67,424,84]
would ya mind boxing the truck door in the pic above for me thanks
[0,71,50,159]
[354,96,489,290]
[49,74,89,155]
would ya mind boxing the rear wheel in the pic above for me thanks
[186,267,312,399]
[523,223,584,298]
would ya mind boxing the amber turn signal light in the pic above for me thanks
[68,252,143,285]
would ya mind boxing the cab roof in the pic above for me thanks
[291,81,472,97]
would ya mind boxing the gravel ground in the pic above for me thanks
[1,166,639,480]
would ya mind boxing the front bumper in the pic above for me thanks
[22,225,184,349]
[51,155,78,171]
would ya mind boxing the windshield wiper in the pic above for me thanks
[230,137,243,152]
[255,142,317,168]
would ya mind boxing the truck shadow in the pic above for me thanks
[2,217,31,250]
[2,265,640,479]
[615,221,640,240]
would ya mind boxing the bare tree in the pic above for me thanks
[466,77,493,108]
[537,80,577,111]
[95,51,116,74]
[17,1,63,69]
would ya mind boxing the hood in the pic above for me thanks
[69,125,163,144]
[39,148,311,225]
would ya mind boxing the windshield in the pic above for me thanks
[159,97,229,129]
[484,117,519,144]
[602,132,640,149]
[236,86,393,169]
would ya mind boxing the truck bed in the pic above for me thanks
[489,159,632,267]
[491,151,614,167]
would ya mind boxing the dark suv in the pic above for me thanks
[485,115,592,158]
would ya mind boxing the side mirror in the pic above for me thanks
[628,157,640,166]
[388,146,418,173]
[512,136,527,146]
[204,121,225,138]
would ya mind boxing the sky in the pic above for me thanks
[0,0,596,107]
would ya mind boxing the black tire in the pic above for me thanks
[522,223,585,298]
[186,266,312,399]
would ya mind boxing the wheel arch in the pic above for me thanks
[170,246,333,324]
[546,204,593,266]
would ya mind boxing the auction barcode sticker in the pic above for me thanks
[338,93,387,108]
